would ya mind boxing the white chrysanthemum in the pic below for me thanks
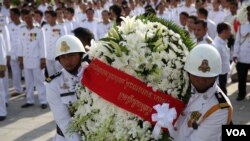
[71,16,193,141]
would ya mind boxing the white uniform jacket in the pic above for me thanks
[42,24,66,60]
[0,24,11,58]
[233,22,250,64]
[0,34,6,66]
[0,34,7,116]
[214,36,230,74]
[7,22,23,60]
[18,26,45,69]
[172,84,231,141]
[46,63,88,141]
[196,34,215,46]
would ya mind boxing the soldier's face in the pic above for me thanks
[194,23,207,39]
[189,74,216,93]
[59,53,82,72]
[23,14,33,26]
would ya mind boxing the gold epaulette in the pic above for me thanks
[205,38,212,44]
[0,65,6,71]
[45,71,62,83]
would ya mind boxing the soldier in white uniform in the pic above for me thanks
[197,7,217,39]
[0,13,10,104]
[42,10,66,77]
[0,34,7,121]
[233,6,250,101]
[96,10,113,40]
[46,35,87,141]
[0,0,11,24]
[194,19,214,45]
[80,8,98,40]
[214,23,231,95]
[7,8,23,96]
[178,0,197,16]
[63,7,80,35]
[169,44,233,141]
[18,10,47,109]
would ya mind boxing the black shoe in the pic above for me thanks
[11,92,22,97]
[41,104,48,109]
[0,116,6,121]
[236,96,245,101]
[21,103,34,108]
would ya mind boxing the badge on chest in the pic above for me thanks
[188,111,202,129]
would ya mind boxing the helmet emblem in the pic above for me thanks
[60,41,70,52]
[198,59,210,72]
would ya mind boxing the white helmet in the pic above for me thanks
[55,35,86,60]
[184,44,222,77]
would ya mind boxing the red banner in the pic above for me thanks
[82,59,185,124]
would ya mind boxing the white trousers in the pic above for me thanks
[53,134,66,141]
[10,60,22,93]
[24,68,47,104]
[0,79,7,116]
[46,60,62,76]
[2,70,8,102]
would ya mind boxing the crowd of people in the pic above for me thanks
[0,0,250,140]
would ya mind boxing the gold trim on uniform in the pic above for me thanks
[0,65,6,71]
[188,111,202,129]
[198,59,210,72]
[205,38,212,44]
[60,41,70,52]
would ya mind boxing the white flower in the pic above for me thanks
[71,16,193,141]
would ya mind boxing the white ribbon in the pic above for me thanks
[152,103,177,140]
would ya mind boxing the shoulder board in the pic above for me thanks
[45,71,62,83]
[206,38,212,44]
[215,91,230,109]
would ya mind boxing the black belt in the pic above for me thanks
[56,124,64,137]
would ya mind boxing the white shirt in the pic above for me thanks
[80,20,98,40]
[172,84,229,141]
[18,26,45,69]
[0,6,10,24]
[157,10,172,21]
[196,33,214,45]
[63,20,80,35]
[75,12,87,24]
[7,22,23,60]
[233,22,250,64]
[0,25,10,59]
[37,3,49,13]
[214,36,230,74]
[46,63,88,141]
[206,19,217,39]
[224,13,237,36]
[178,4,197,16]
[42,24,66,60]
[208,10,227,25]
[0,34,6,66]
[96,21,113,40]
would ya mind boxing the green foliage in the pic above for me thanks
[136,14,195,51]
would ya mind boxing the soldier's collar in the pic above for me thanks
[192,83,217,100]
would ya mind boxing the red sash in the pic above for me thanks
[82,59,185,124]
